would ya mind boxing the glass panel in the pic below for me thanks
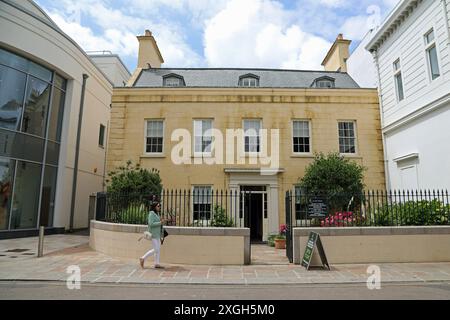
[395,73,404,101]
[0,128,45,162]
[99,124,105,147]
[47,88,65,142]
[54,74,67,91]
[0,48,28,73]
[428,46,440,80]
[0,65,26,131]
[10,161,42,229]
[0,48,52,82]
[146,120,163,153]
[425,30,435,45]
[22,76,51,137]
[0,157,15,230]
[46,141,60,166]
[39,165,57,227]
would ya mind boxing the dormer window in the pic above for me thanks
[311,76,335,88]
[163,74,185,87]
[239,74,260,87]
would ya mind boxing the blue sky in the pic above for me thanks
[35,0,400,73]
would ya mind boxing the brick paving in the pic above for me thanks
[1,234,450,285]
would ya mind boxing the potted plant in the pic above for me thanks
[274,224,287,249]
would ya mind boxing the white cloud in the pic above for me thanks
[43,0,202,68]
[203,0,331,69]
[340,15,372,41]
[319,0,348,8]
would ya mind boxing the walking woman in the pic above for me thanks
[139,201,166,269]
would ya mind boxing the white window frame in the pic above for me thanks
[424,28,441,82]
[193,119,214,157]
[144,119,164,155]
[192,185,213,223]
[292,120,312,155]
[243,119,262,155]
[393,58,404,102]
[240,77,259,87]
[163,76,183,87]
[337,120,357,155]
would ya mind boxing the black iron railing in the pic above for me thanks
[285,189,450,228]
[96,190,254,227]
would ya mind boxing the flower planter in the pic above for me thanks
[274,239,286,249]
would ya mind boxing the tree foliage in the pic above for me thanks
[106,160,162,196]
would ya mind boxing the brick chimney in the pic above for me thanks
[137,30,164,69]
[321,33,351,72]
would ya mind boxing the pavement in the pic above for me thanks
[1,234,450,285]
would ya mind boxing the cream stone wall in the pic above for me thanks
[293,227,450,264]
[108,88,385,229]
[90,221,250,265]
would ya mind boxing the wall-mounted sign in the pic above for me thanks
[307,197,327,218]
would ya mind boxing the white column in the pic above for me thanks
[268,184,279,236]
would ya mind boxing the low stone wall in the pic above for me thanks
[293,226,450,265]
[90,220,251,265]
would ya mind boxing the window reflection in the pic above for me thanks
[10,161,42,229]
[0,65,26,131]
[0,157,14,230]
[22,77,50,137]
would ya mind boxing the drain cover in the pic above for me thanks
[5,249,29,253]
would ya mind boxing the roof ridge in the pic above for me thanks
[142,67,349,74]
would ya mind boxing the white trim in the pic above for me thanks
[224,168,285,174]
[143,119,165,156]
[383,92,450,133]
[337,120,358,155]
[393,153,419,162]
[291,119,312,155]
[242,118,262,155]
[423,27,442,83]
[192,119,214,158]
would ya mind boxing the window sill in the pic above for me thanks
[140,154,166,158]
[340,154,362,159]
[290,153,314,158]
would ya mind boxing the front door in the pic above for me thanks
[241,186,266,242]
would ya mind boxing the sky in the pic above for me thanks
[35,0,400,73]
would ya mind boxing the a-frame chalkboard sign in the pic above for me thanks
[301,231,330,270]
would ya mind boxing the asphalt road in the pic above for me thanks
[1,281,450,300]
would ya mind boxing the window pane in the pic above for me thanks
[22,76,51,137]
[0,65,26,131]
[45,141,60,166]
[39,165,57,227]
[146,120,164,153]
[99,124,105,147]
[338,122,356,154]
[0,157,15,230]
[54,74,67,91]
[395,73,404,101]
[10,161,42,229]
[47,88,65,142]
[428,46,440,80]
[0,128,45,162]
[425,30,435,44]
[0,48,52,82]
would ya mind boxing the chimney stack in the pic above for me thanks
[321,33,351,72]
[137,30,164,69]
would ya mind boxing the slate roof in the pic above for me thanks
[133,68,360,89]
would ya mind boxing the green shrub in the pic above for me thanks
[373,200,449,226]
[298,152,366,212]
[107,160,162,196]
[115,202,148,225]
[210,205,234,227]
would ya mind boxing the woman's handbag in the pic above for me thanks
[138,231,152,242]
[161,228,169,244]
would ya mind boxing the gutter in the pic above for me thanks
[372,50,391,191]
[69,74,89,231]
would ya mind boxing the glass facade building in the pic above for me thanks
[0,47,66,231]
